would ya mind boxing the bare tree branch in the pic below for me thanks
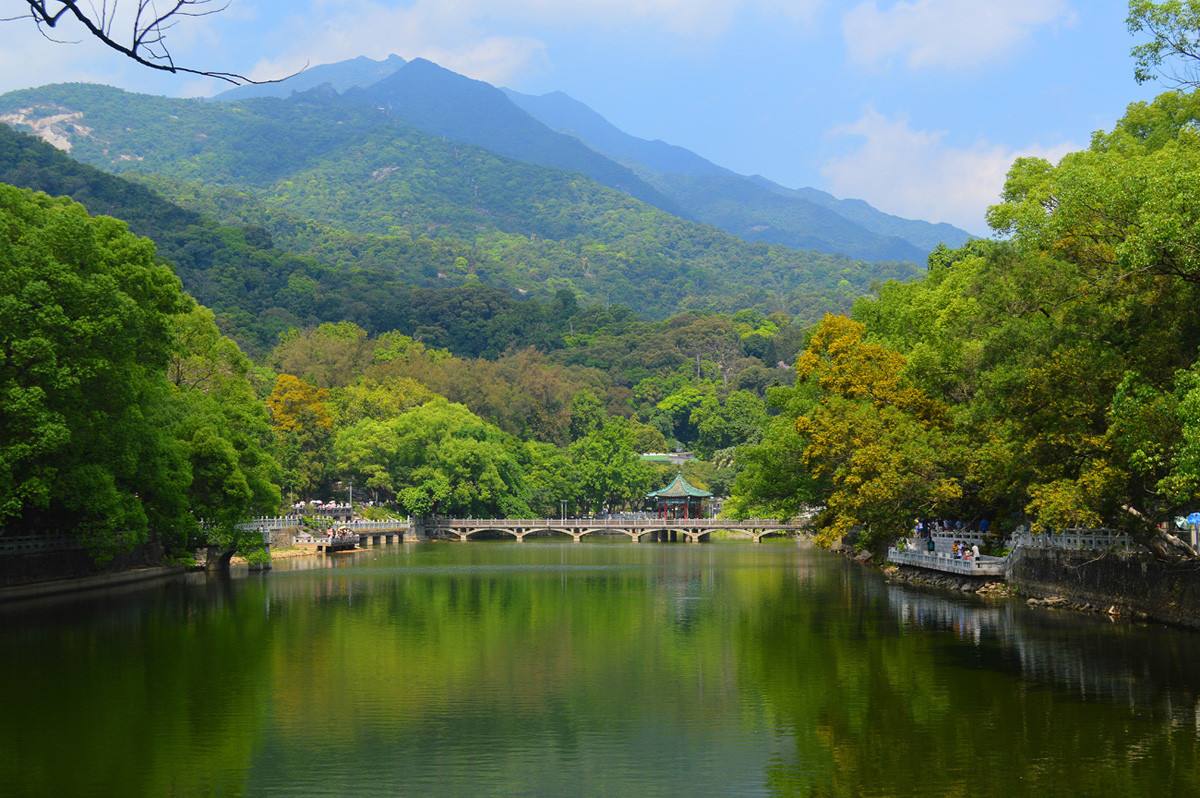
[9,1,297,85]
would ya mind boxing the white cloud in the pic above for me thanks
[821,109,1076,233]
[243,2,541,85]
[843,0,1074,69]
[250,0,821,85]
[498,0,823,37]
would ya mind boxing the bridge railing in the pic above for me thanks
[426,518,803,529]
[239,516,409,531]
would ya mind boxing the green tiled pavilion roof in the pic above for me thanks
[647,473,712,498]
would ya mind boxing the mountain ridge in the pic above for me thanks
[347,59,678,212]
[502,87,972,259]
[214,54,967,261]
[215,54,407,101]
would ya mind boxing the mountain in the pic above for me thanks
[746,177,970,255]
[214,54,968,261]
[0,122,639,359]
[501,89,730,178]
[503,88,973,259]
[0,83,921,335]
[348,59,675,210]
[215,54,406,101]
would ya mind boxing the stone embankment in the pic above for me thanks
[1008,547,1200,630]
[878,544,1200,630]
[882,564,1013,597]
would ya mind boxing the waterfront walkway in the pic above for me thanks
[886,548,1007,577]
[886,528,1135,580]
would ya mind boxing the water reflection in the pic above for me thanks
[0,543,1196,797]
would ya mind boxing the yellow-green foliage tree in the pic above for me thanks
[267,374,334,499]
[791,316,961,547]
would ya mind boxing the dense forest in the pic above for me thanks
[4,1,1200,565]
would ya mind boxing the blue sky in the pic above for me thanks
[0,1,1162,231]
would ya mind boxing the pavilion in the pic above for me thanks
[647,473,712,519]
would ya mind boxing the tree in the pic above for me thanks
[345,398,530,518]
[266,374,333,499]
[521,442,578,516]
[168,306,280,552]
[570,418,653,513]
[1129,0,1200,88]
[0,183,281,561]
[271,322,373,389]
[10,1,272,84]
[569,390,605,440]
[691,389,768,459]
[0,184,192,557]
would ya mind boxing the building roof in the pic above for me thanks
[647,473,712,499]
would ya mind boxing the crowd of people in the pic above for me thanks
[892,518,992,562]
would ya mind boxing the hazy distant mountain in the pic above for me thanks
[502,89,731,178]
[504,88,972,259]
[215,54,407,101]
[746,177,970,255]
[348,59,676,211]
[217,55,969,261]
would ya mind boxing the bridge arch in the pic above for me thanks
[756,529,794,541]
[460,527,520,540]
[520,527,578,540]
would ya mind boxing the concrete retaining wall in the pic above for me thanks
[0,541,163,588]
[1007,547,1200,630]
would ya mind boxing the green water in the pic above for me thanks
[1,542,1198,797]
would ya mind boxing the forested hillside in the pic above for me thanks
[0,83,920,326]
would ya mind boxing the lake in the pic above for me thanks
[1,541,1198,797]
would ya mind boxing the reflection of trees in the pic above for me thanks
[2,546,1198,796]
[743,570,1200,797]
[0,576,275,796]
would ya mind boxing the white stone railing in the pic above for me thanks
[887,548,1007,576]
[1010,528,1134,553]
[0,535,84,555]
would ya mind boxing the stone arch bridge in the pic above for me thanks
[419,518,805,544]
[241,517,806,546]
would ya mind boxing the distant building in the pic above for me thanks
[640,451,695,466]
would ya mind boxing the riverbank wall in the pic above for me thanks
[1006,547,1200,630]
[0,565,185,602]
[0,542,164,589]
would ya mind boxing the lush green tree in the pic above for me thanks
[522,442,579,517]
[691,390,768,459]
[0,184,280,560]
[168,306,280,550]
[334,399,529,517]
[0,185,194,557]
[570,418,654,512]
[569,390,605,440]
[332,377,435,425]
